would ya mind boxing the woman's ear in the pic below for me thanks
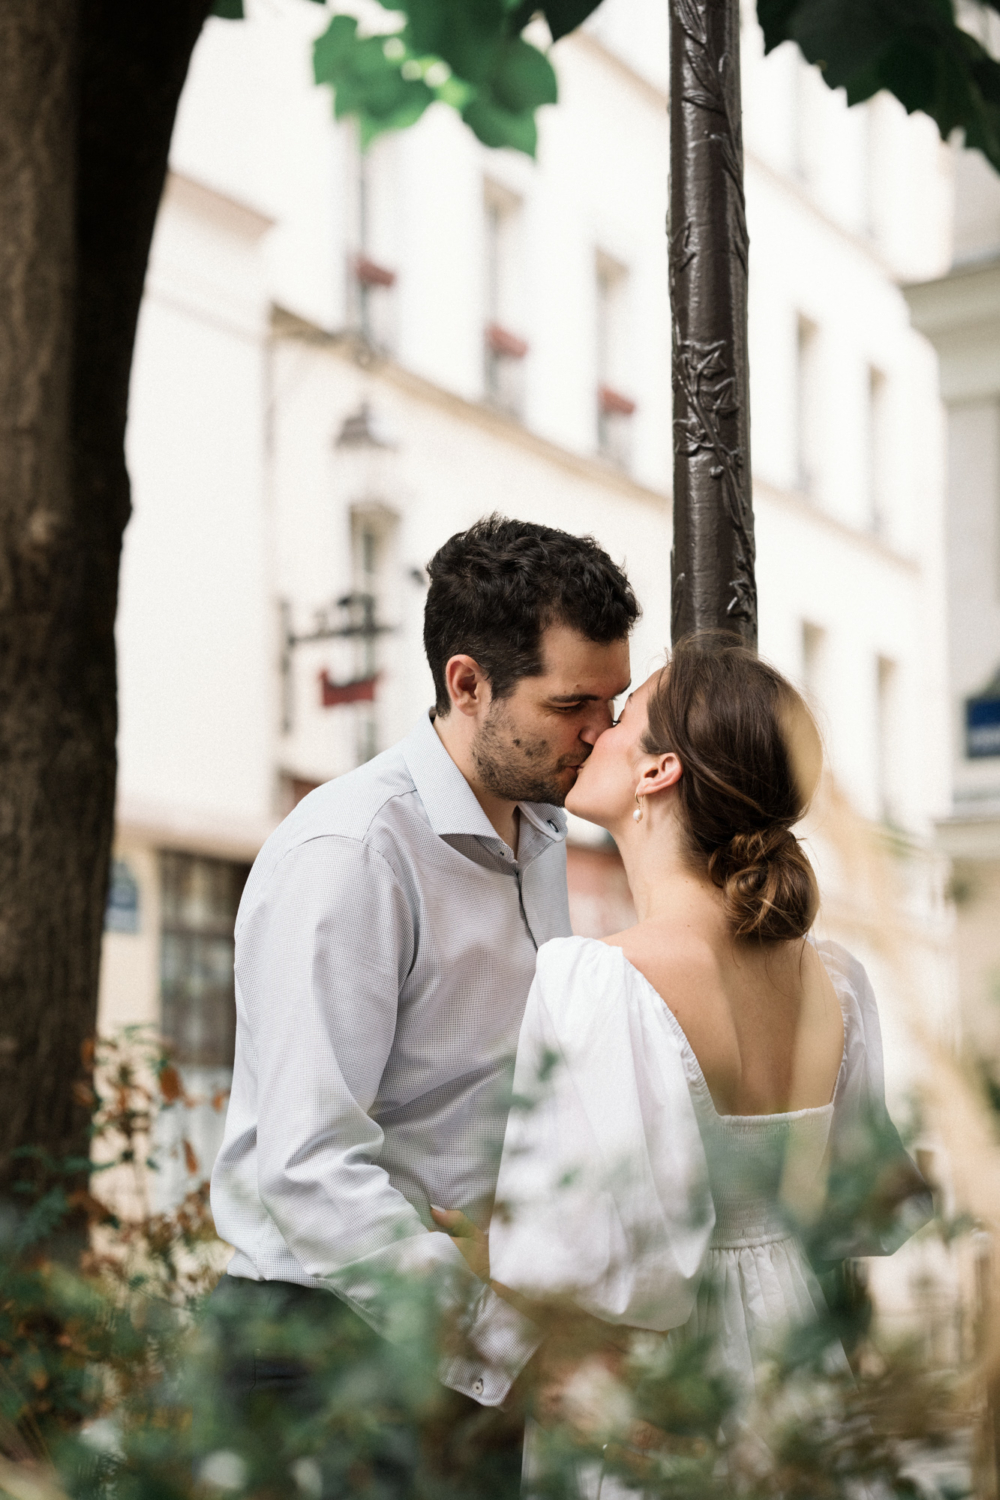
[637,752,682,798]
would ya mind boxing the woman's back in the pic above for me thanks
[490,937,927,1390]
[605,922,845,1117]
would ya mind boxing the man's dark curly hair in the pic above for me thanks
[424,514,639,716]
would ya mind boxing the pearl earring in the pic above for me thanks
[633,794,643,823]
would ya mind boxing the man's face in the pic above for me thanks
[472,623,631,806]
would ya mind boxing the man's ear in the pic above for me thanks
[637,752,682,797]
[444,655,492,718]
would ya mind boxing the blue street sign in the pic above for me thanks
[105,859,141,933]
[966,694,1000,759]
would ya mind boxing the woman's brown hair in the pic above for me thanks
[642,633,822,942]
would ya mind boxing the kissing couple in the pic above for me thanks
[208,514,929,1496]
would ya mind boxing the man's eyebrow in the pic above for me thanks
[546,682,632,704]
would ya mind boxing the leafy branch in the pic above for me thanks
[213,0,602,156]
[760,0,1000,174]
[215,0,1000,172]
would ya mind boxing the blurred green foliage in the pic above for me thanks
[211,0,1000,171]
[0,1032,983,1500]
[310,5,559,155]
[760,0,1000,175]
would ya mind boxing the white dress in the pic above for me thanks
[489,936,930,1490]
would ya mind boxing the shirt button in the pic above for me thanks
[473,1377,485,1396]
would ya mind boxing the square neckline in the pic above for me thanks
[594,936,848,1125]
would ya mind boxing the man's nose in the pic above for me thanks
[579,702,614,744]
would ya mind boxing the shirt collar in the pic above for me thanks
[401,712,568,852]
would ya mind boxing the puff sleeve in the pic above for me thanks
[808,941,932,1264]
[489,938,715,1330]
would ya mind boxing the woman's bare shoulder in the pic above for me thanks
[600,923,720,1002]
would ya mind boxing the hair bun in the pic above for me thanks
[707,825,817,942]
[641,633,822,942]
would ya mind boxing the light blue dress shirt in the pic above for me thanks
[210,712,571,1404]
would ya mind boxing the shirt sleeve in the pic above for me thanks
[234,835,539,1405]
[489,939,715,1330]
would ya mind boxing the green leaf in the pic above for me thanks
[462,95,538,154]
[401,0,507,84]
[321,0,565,156]
[338,67,433,125]
[314,18,435,148]
[509,0,605,42]
[435,74,475,110]
[359,88,434,147]
[490,36,558,112]
[758,0,1000,175]
[313,14,359,85]
[211,0,244,16]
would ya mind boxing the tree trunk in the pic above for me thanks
[668,0,756,647]
[0,0,212,1191]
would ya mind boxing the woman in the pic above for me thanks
[434,635,929,1485]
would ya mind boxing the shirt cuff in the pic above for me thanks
[440,1281,542,1407]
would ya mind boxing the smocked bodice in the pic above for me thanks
[699,1107,833,1248]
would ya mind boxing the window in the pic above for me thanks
[595,252,635,468]
[160,853,249,1068]
[801,620,827,710]
[861,102,878,242]
[876,655,899,824]
[864,366,890,536]
[348,134,397,352]
[483,181,527,416]
[791,54,822,188]
[349,504,397,764]
[795,315,821,498]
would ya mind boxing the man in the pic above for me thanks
[207,514,636,1483]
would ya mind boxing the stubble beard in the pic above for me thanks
[471,702,586,807]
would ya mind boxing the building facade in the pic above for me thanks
[906,131,1000,1073]
[99,0,954,1196]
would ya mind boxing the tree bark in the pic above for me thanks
[0,0,212,1189]
[668,0,756,647]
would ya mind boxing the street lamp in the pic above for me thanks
[278,400,398,735]
[334,398,397,503]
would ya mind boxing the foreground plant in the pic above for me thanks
[0,1034,986,1499]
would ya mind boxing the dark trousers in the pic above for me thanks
[199,1276,524,1499]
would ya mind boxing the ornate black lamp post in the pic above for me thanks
[669,0,756,648]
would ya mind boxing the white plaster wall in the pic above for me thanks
[746,163,945,551]
[742,30,950,282]
[170,2,344,333]
[170,2,675,491]
[582,0,668,96]
[119,176,274,830]
[953,146,1000,266]
[754,487,944,828]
